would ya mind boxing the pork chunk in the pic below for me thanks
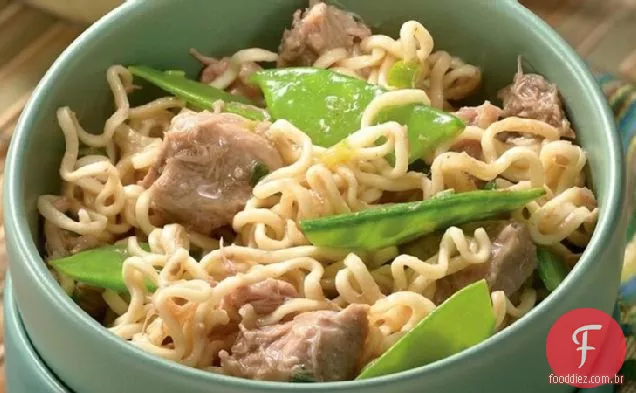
[223,278,299,315]
[454,101,503,129]
[220,304,368,382]
[73,283,107,321]
[434,221,537,304]
[190,50,264,102]
[278,1,372,67]
[44,197,108,259]
[498,68,575,138]
[449,102,504,160]
[141,111,283,234]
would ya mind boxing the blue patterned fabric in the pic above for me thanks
[594,73,636,392]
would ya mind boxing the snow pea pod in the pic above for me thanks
[387,60,424,89]
[357,279,495,380]
[249,68,465,163]
[299,188,545,250]
[536,246,568,292]
[127,65,269,122]
[49,243,154,293]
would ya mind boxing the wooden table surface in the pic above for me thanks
[0,0,635,392]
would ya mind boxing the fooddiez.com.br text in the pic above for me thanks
[548,374,624,385]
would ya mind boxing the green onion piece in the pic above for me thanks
[387,60,422,89]
[482,180,498,190]
[536,247,568,292]
[290,366,316,383]
[250,161,270,186]
[408,159,430,174]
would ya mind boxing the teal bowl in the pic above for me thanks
[3,0,626,392]
[4,276,70,393]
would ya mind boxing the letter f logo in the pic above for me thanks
[546,309,626,388]
[572,324,603,368]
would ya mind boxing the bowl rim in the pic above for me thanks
[3,0,625,390]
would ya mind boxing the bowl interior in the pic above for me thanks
[4,0,623,392]
[17,0,615,237]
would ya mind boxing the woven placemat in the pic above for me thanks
[0,3,85,391]
[520,0,636,82]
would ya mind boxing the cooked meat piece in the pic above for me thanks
[433,221,537,304]
[190,50,264,103]
[498,68,575,138]
[223,278,299,315]
[73,283,107,321]
[199,56,230,84]
[449,102,502,162]
[486,223,538,294]
[43,198,108,259]
[141,111,283,234]
[454,101,503,129]
[446,138,486,189]
[450,139,482,160]
[278,1,372,67]
[43,230,104,259]
[67,235,103,254]
[114,127,161,158]
[220,304,368,382]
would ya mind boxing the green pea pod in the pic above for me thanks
[536,247,568,292]
[387,61,422,89]
[357,279,495,380]
[482,180,498,190]
[299,188,545,250]
[49,243,155,293]
[127,65,269,122]
[249,68,465,163]
[250,161,270,186]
